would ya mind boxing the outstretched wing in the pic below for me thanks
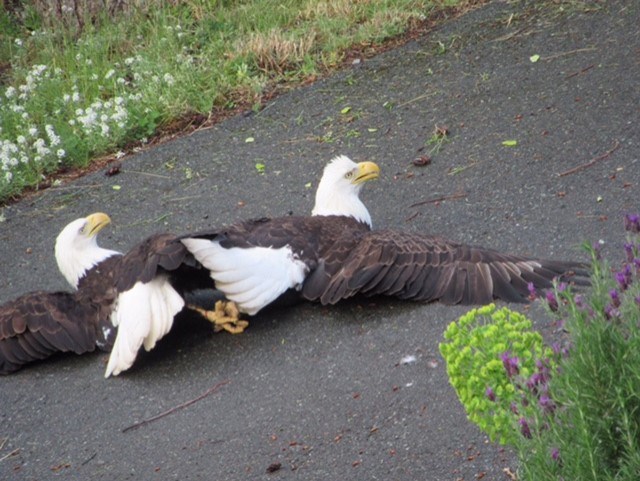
[0,291,101,374]
[105,233,215,377]
[302,230,589,305]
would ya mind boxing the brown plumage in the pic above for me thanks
[301,227,588,305]
[0,255,121,375]
[0,218,214,376]
[182,215,589,317]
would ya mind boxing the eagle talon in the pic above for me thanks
[190,301,249,334]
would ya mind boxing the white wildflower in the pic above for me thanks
[72,91,80,103]
[105,69,115,80]
[28,127,38,136]
[63,93,71,103]
[56,149,66,158]
[14,38,23,47]
[163,73,175,86]
[45,125,61,146]
[4,86,16,98]
[16,135,26,145]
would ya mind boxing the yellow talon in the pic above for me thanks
[189,301,249,334]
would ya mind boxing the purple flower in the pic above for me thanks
[485,387,496,402]
[501,352,520,378]
[610,289,621,308]
[551,447,560,462]
[546,290,559,312]
[604,303,620,320]
[519,418,532,439]
[574,294,587,310]
[624,213,640,233]
[527,282,537,300]
[556,282,568,293]
[623,243,635,262]
[615,265,632,291]
[510,402,519,415]
[592,241,603,260]
[526,373,542,392]
[539,394,556,414]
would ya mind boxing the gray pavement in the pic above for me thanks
[1,0,639,479]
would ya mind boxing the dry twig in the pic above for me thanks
[0,448,20,463]
[122,380,230,433]
[557,140,620,177]
[409,191,467,208]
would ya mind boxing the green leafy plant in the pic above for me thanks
[439,304,555,445]
[441,214,640,481]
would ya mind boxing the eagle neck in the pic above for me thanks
[56,244,120,289]
[312,186,372,228]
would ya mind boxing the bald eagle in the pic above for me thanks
[0,213,216,376]
[181,155,588,320]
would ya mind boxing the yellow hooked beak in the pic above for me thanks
[83,212,111,237]
[353,161,380,184]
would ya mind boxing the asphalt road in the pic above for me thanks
[1,1,639,479]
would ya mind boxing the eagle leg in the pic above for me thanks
[190,301,249,334]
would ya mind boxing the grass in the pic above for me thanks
[0,0,473,204]
[441,214,640,480]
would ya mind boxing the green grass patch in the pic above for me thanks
[0,0,472,203]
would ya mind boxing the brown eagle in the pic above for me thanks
[181,155,587,320]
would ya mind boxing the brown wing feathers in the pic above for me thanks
[302,229,588,306]
[0,291,101,374]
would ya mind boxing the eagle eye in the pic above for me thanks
[344,171,354,179]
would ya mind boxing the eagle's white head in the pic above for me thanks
[312,155,380,227]
[54,212,120,289]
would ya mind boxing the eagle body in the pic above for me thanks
[0,215,215,377]
[182,216,370,315]
[182,214,588,318]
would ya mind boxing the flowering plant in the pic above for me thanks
[441,214,640,480]
[439,304,556,445]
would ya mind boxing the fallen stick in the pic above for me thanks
[0,448,20,463]
[122,380,230,433]
[557,140,620,177]
[565,64,594,80]
[409,192,467,208]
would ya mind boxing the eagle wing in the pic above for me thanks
[302,229,588,306]
[0,291,101,374]
[180,216,370,315]
[105,233,215,377]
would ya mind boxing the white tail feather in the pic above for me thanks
[181,238,308,315]
[104,278,184,378]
